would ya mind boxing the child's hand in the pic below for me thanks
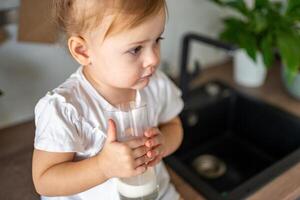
[97,119,150,179]
[144,127,165,167]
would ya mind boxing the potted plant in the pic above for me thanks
[210,0,300,91]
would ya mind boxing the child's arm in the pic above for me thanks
[144,116,183,166]
[32,120,150,196]
[32,150,104,196]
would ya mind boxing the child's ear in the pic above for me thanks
[68,36,90,66]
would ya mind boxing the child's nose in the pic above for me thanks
[143,49,160,68]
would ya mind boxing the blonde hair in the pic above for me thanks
[53,0,167,38]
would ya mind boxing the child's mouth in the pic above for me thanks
[141,74,152,79]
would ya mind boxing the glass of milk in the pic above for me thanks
[105,101,159,200]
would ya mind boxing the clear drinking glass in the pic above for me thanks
[104,101,159,200]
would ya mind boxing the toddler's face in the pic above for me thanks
[86,10,166,90]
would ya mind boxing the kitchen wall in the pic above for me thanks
[161,0,229,76]
[0,0,19,10]
[0,0,228,128]
[0,25,78,128]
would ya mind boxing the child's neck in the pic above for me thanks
[103,88,136,107]
[83,66,136,106]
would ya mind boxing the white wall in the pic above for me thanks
[161,0,229,76]
[0,25,78,128]
[0,0,228,128]
[0,0,19,10]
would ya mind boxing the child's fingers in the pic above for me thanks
[124,137,147,148]
[132,145,149,158]
[134,155,151,168]
[144,128,160,138]
[146,145,162,158]
[146,154,162,167]
[133,164,147,176]
[145,135,161,148]
[106,119,117,142]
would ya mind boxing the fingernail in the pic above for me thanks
[145,131,150,137]
[146,141,151,147]
[147,130,152,137]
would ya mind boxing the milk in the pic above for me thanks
[116,167,158,199]
[105,102,159,199]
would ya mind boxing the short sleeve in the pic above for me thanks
[157,71,184,123]
[34,93,84,152]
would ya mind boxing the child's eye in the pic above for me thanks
[129,46,142,55]
[156,36,165,43]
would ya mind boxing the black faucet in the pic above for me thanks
[0,7,18,27]
[179,33,236,100]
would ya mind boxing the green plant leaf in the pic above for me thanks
[283,67,297,85]
[220,18,246,44]
[277,30,300,81]
[212,0,300,76]
[219,17,257,61]
[239,33,257,61]
[286,0,300,13]
[255,0,269,10]
[260,33,274,68]
[288,10,300,21]
[250,12,268,33]
[225,0,249,14]
[286,0,300,20]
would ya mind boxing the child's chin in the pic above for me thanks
[134,78,150,89]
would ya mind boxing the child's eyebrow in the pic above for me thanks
[129,39,150,46]
[128,30,165,46]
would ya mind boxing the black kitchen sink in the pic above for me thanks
[164,80,300,200]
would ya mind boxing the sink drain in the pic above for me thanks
[192,154,226,179]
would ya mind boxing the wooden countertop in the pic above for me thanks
[168,61,300,200]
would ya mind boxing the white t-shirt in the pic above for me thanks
[34,66,184,200]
